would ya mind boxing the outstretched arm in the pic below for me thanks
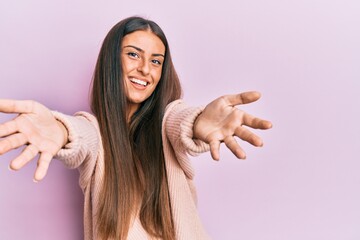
[0,99,68,182]
[193,91,272,160]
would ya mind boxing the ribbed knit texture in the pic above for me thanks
[53,100,211,240]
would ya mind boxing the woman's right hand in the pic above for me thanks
[0,100,68,182]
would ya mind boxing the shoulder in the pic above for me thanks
[164,99,185,113]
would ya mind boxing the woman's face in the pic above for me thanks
[121,30,165,117]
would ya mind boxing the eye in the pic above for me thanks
[127,52,139,58]
[152,59,162,65]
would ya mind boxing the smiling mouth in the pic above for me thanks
[130,77,148,87]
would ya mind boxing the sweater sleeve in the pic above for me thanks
[163,100,210,179]
[52,111,101,191]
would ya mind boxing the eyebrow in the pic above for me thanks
[123,45,165,58]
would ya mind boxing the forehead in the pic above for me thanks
[122,30,165,54]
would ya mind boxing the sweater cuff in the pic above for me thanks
[179,106,210,156]
[52,110,101,170]
[51,111,81,166]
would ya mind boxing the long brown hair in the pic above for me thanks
[90,16,182,239]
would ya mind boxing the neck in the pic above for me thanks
[127,103,139,122]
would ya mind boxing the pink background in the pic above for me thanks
[1,0,359,239]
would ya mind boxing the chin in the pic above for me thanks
[127,91,154,105]
[129,97,147,105]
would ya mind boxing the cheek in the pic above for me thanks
[153,69,162,84]
[121,58,137,73]
[120,57,127,73]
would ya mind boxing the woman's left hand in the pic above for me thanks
[193,91,272,160]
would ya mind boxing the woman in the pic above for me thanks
[0,17,272,239]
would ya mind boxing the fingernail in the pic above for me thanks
[33,179,39,183]
[8,165,15,172]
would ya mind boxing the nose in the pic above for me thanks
[137,59,150,76]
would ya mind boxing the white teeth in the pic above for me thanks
[130,78,147,86]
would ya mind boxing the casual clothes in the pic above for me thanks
[53,99,211,240]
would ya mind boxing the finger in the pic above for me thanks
[34,152,53,182]
[0,99,35,114]
[223,136,246,159]
[0,120,18,137]
[242,113,273,129]
[223,91,261,106]
[209,140,221,161]
[10,144,39,170]
[0,133,28,155]
[234,127,263,147]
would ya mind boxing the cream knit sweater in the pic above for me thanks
[53,100,211,240]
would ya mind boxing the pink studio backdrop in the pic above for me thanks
[1,0,359,239]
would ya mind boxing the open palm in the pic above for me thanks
[193,91,272,160]
[0,100,67,181]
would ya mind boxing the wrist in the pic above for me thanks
[56,120,69,148]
